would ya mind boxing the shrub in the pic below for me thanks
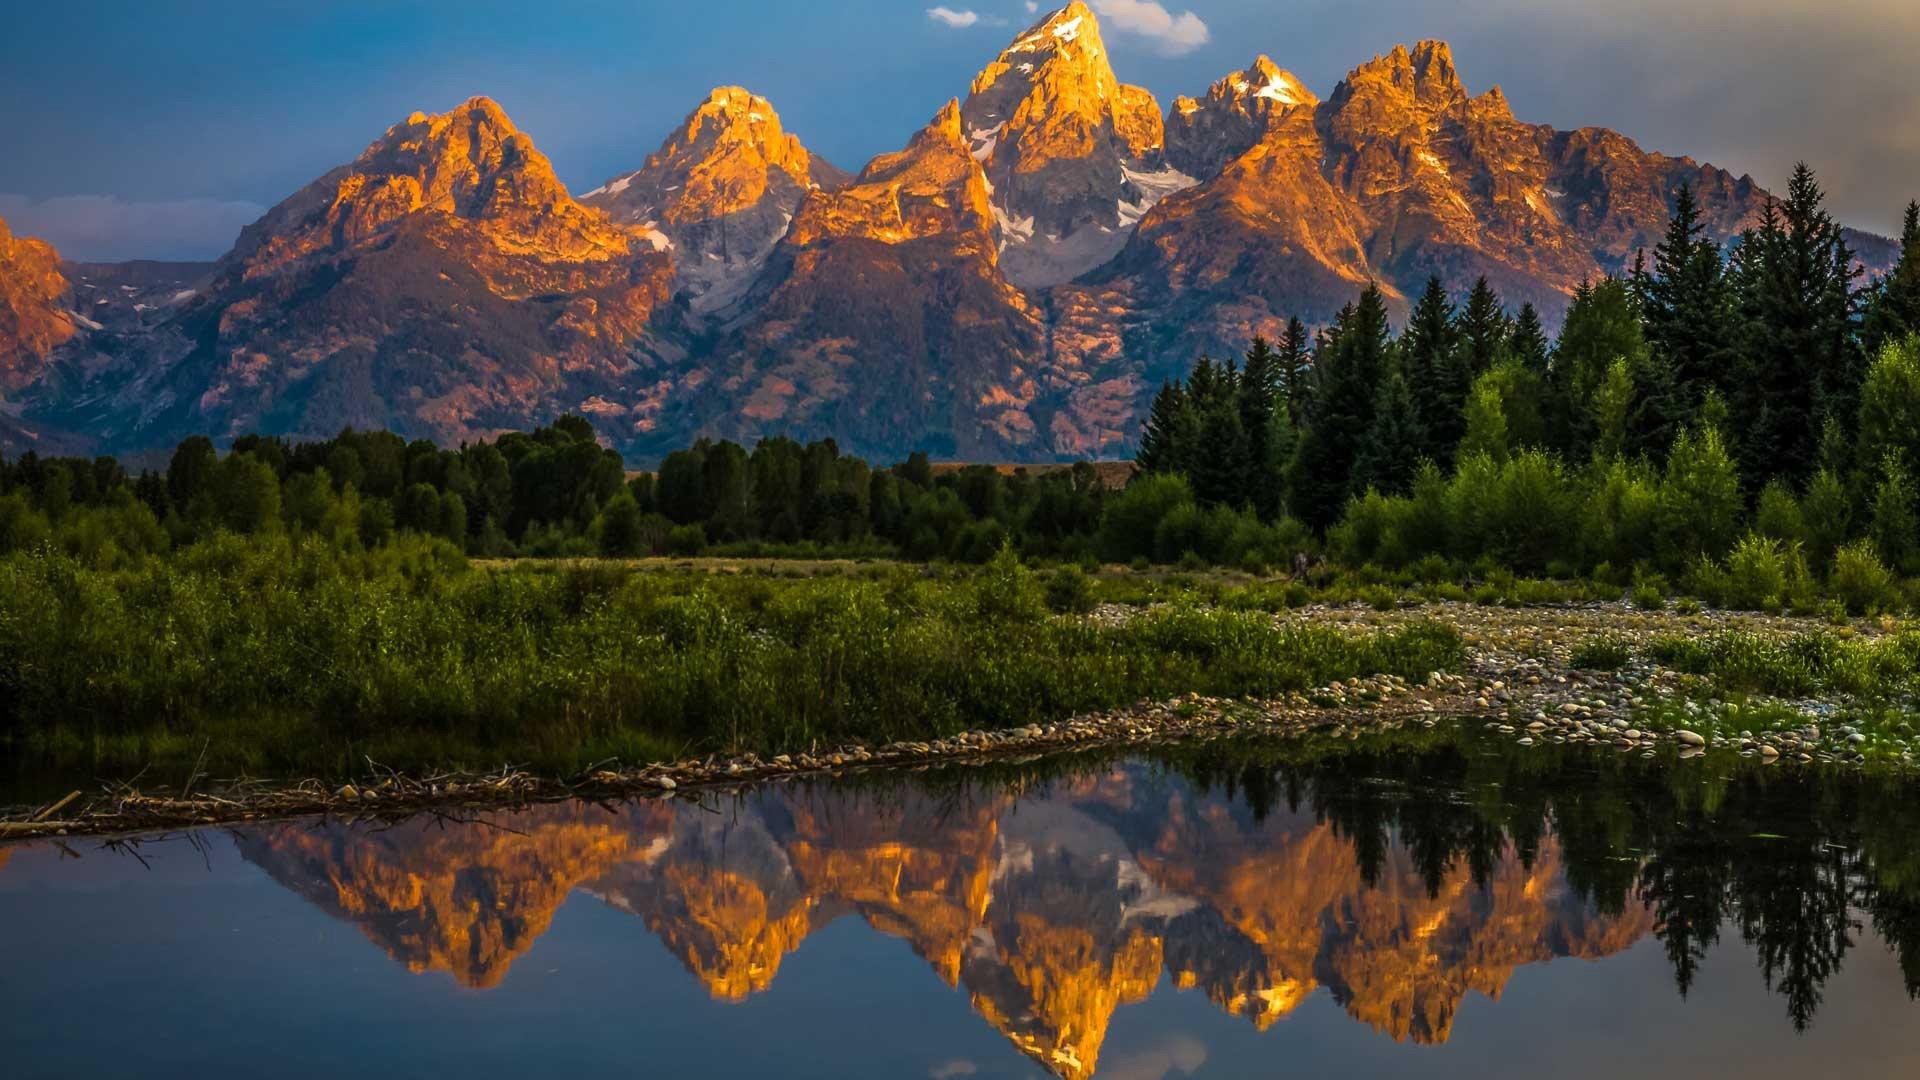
[971,547,1046,623]
[665,523,708,556]
[1630,581,1666,611]
[1099,473,1194,563]
[1570,637,1632,671]
[1719,534,1796,611]
[1659,425,1741,567]
[1830,540,1899,616]
[1044,565,1097,615]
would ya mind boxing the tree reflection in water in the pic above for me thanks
[138,732,1920,1075]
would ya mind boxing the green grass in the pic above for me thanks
[1647,630,1920,700]
[1570,636,1633,671]
[0,538,1463,778]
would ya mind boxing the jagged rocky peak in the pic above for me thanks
[784,99,998,254]
[1325,40,1472,135]
[0,214,77,389]
[112,94,678,453]
[580,86,847,313]
[584,86,844,224]
[1165,54,1319,177]
[961,1,1196,289]
[225,95,647,282]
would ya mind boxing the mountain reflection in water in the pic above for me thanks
[7,739,1920,1078]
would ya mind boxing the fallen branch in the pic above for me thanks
[32,790,82,823]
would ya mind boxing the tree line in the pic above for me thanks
[1135,165,1920,599]
[2,162,1916,592]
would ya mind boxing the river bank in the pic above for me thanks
[8,597,1916,840]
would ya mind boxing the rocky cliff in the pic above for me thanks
[0,215,76,392]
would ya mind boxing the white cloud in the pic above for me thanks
[1090,0,1210,56]
[0,193,265,262]
[1025,1,1040,11]
[926,6,981,27]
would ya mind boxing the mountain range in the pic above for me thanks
[0,2,1898,463]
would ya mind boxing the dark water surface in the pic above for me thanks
[5,737,1920,1078]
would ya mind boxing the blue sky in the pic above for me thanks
[2,0,1915,260]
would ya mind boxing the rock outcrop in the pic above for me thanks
[962,1,1196,288]
[0,216,77,391]
[617,100,1052,460]
[580,86,847,313]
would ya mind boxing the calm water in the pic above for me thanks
[5,737,1920,1078]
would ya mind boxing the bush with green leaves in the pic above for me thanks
[1830,540,1900,615]
[1044,565,1098,615]
[1571,637,1633,671]
[0,540,1468,776]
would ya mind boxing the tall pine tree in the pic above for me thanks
[1352,359,1425,496]
[1729,164,1861,488]
[1290,286,1392,529]
[1184,357,1249,506]
[1399,276,1467,465]
[1277,316,1313,424]
[1865,201,1920,351]
[1509,302,1551,375]
[1239,336,1284,516]
[1135,380,1188,474]
[1639,183,1733,433]
[1458,277,1510,377]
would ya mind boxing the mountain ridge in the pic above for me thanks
[0,4,1902,463]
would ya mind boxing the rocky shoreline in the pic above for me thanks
[3,600,1911,842]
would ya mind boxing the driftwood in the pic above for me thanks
[0,675,1485,842]
[31,791,82,822]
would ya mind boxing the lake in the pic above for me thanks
[5,734,1920,1078]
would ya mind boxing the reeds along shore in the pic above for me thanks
[0,538,1464,776]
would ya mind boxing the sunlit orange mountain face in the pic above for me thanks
[230,767,1652,1078]
[0,0,1897,461]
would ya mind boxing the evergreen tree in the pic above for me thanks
[1593,358,1636,461]
[1659,424,1742,560]
[1729,165,1862,487]
[1399,276,1467,464]
[1291,286,1392,529]
[1865,202,1920,351]
[1239,336,1284,516]
[1277,316,1313,424]
[1136,380,1189,475]
[1458,277,1510,377]
[1187,358,1248,506]
[1509,302,1551,375]
[1352,362,1425,496]
[1639,183,1733,431]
